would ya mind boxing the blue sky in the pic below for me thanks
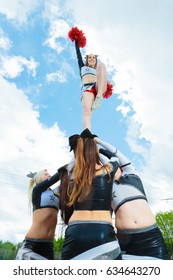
[0,0,173,244]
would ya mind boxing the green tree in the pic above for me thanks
[0,241,18,260]
[156,210,173,259]
[54,236,64,260]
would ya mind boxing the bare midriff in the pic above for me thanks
[82,74,97,84]
[115,199,156,230]
[26,208,58,240]
[69,210,112,224]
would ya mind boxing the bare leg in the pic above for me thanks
[92,63,107,110]
[82,91,94,130]
[96,62,107,96]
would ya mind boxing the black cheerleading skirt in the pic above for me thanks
[15,238,54,260]
[61,221,122,260]
[117,224,170,260]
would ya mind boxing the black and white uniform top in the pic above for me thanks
[32,172,60,212]
[98,140,147,213]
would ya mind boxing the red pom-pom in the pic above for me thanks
[103,83,113,99]
[68,26,86,48]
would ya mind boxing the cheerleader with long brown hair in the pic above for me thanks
[59,128,122,260]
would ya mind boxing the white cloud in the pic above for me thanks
[0,28,12,50]
[44,38,65,54]
[0,55,38,78]
[0,75,71,243]
[50,19,70,38]
[44,18,70,53]
[42,1,70,53]
[0,0,41,25]
[46,61,76,83]
[46,71,67,83]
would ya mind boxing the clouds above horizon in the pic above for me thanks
[0,74,71,242]
[0,0,173,243]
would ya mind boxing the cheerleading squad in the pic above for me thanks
[15,28,170,260]
[15,128,170,260]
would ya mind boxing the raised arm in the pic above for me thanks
[75,40,84,75]
[94,138,119,165]
[33,171,61,194]
[96,138,138,175]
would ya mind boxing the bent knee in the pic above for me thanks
[97,62,106,71]
[83,107,92,116]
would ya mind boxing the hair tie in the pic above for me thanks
[26,171,37,180]
[85,55,98,59]
[69,129,98,152]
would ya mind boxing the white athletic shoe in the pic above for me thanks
[92,96,103,110]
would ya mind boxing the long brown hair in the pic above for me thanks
[59,169,73,224]
[67,137,101,206]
